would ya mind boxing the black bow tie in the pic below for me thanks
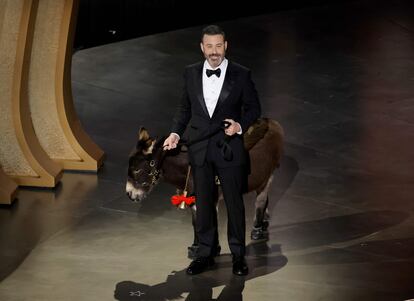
[206,68,221,78]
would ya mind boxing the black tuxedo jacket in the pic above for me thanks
[171,60,261,167]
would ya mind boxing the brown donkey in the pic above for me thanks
[126,118,283,258]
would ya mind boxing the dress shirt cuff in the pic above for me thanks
[236,122,242,135]
[171,132,180,140]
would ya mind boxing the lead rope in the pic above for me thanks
[183,165,191,197]
[173,165,195,209]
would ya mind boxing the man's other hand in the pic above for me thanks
[163,133,180,150]
[223,119,242,136]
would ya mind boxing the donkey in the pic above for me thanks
[126,118,283,258]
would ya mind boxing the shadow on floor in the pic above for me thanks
[269,210,409,251]
[114,242,287,301]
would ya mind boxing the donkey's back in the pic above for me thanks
[246,118,284,193]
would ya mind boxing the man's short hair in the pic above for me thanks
[201,24,226,42]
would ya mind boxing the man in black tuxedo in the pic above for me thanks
[163,24,261,276]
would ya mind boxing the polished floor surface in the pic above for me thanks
[2,0,414,300]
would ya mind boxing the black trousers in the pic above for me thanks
[192,142,247,258]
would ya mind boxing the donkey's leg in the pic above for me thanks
[251,175,273,240]
[212,187,223,257]
[188,204,199,259]
[175,188,199,259]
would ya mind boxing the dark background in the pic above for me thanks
[74,0,354,50]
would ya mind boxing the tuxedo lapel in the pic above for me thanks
[193,64,209,117]
[212,61,236,119]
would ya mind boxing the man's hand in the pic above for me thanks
[223,119,242,136]
[163,133,180,150]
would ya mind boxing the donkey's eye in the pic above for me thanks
[142,182,149,187]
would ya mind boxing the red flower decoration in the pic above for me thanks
[171,194,196,207]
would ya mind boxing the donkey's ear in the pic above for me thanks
[143,139,156,155]
[138,127,150,142]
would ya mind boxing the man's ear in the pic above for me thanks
[200,42,204,53]
[224,41,228,51]
[138,127,150,142]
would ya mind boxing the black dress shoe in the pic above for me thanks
[232,256,248,276]
[186,257,215,275]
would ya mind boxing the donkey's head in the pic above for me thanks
[126,127,163,202]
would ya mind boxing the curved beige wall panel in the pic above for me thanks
[28,0,104,171]
[0,0,6,39]
[0,166,18,204]
[0,0,62,187]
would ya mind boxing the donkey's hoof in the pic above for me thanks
[251,227,269,241]
[188,244,199,259]
[212,245,221,257]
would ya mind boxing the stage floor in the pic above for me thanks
[1,0,414,300]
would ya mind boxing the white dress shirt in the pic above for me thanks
[203,58,228,117]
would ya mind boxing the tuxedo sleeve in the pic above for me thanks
[171,68,191,136]
[239,70,261,132]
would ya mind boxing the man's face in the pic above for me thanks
[200,34,227,68]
